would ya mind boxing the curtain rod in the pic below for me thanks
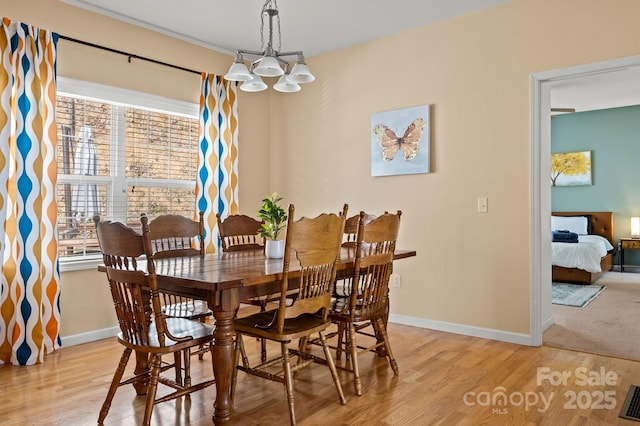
[58,35,202,76]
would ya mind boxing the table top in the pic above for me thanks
[620,238,640,247]
[151,247,417,293]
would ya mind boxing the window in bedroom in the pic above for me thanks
[56,78,199,270]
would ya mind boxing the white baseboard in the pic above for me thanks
[62,316,536,348]
[389,314,534,346]
[541,314,555,332]
[60,326,119,347]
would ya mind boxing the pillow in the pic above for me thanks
[551,215,589,235]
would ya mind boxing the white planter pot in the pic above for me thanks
[265,239,285,259]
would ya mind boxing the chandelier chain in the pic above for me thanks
[260,0,281,52]
[276,13,281,52]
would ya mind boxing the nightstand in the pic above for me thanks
[620,238,640,272]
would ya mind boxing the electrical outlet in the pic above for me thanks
[391,273,402,288]
[477,197,488,213]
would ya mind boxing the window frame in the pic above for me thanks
[57,77,200,272]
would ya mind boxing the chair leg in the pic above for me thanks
[318,330,347,405]
[347,323,362,396]
[375,302,390,357]
[142,354,162,426]
[336,323,345,361]
[260,300,268,362]
[261,338,267,363]
[295,336,309,377]
[174,352,183,386]
[237,333,250,368]
[197,345,204,360]
[198,316,207,360]
[281,342,296,426]
[298,335,308,353]
[373,317,399,375]
[231,334,243,401]
[183,348,192,388]
[98,347,132,425]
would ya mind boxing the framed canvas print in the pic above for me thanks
[550,150,592,186]
[371,104,430,177]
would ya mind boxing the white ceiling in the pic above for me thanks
[550,68,640,113]
[61,0,640,113]
[60,0,510,57]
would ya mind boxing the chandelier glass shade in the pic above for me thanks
[240,73,268,92]
[224,0,314,92]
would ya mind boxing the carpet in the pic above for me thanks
[544,272,640,361]
[552,282,605,307]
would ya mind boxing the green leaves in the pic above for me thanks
[257,192,287,240]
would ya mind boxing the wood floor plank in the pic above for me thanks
[1,322,639,425]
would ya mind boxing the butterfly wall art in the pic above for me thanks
[371,104,430,176]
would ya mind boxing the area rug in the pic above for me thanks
[552,282,605,307]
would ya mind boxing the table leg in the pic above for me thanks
[211,289,239,424]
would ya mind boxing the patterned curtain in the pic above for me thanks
[0,18,60,365]
[196,74,239,253]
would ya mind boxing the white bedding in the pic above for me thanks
[551,234,614,273]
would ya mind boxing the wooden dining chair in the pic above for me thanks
[147,212,211,370]
[95,215,216,426]
[333,212,377,299]
[147,212,210,320]
[341,213,362,248]
[216,212,274,362]
[215,213,264,252]
[231,204,348,425]
[322,210,402,396]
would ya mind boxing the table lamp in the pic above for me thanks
[631,216,640,238]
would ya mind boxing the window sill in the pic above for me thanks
[59,256,103,273]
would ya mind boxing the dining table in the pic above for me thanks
[124,246,416,424]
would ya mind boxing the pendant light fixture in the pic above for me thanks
[224,0,315,92]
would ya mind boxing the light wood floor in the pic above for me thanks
[2,322,639,425]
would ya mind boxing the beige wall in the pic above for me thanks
[269,0,640,335]
[3,0,640,341]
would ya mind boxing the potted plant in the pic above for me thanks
[258,192,287,258]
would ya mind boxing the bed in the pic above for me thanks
[551,211,615,284]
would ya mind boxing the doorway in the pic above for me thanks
[530,54,640,347]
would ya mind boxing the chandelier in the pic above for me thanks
[224,0,315,93]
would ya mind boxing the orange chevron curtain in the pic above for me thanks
[196,74,239,253]
[0,18,60,365]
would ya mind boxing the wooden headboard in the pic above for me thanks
[552,211,614,244]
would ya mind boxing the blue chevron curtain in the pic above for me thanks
[0,18,60,365]
[196,74,239,253]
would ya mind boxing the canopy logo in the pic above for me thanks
[463,366,620,414]
[463,387,553,414]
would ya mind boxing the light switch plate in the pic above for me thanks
[477,197,488,213]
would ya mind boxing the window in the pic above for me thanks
[56,78,199,270]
